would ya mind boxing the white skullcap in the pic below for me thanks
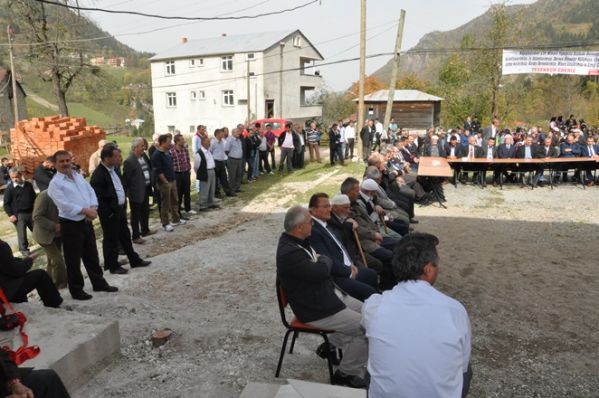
[331,194,350,205]
[361,178,379,191]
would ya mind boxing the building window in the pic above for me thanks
[189,59,196,68]
[221,55,233,71]
[166,92,177,107]
[165,61,175,75]
[167,125,176,133]
[293,35,302,47]
[190,90,197,100]
[198,90,206,100]
[247,53,255,60]
[189,125,195,133]
[198,58,204,66]
[222,90,234,106]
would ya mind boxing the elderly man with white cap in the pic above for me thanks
[358,178,408,238]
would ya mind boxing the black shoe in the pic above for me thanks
[226,192,237,197]
[316,342,341,366]
[236,189,243,193]
[93,285,118,292]
[410,218,419,224]
[71,291,93,300]
[333,370,368,389]
[132,260,151,268]
[110,267,128,275]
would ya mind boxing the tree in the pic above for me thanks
[9,0,98,116]
[395,74,430,92]
[348,75,385,98]
[320,89,355,128]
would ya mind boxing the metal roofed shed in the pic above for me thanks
[354,89,443,130]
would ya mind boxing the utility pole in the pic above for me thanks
[246,60,251,123]
[383,10,406,134]
[279,42,285,118]
[356,0,366,160]
[7,25,19,127]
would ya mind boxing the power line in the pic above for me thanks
[33,0,320,21]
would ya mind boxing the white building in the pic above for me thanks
[149,30,324,135]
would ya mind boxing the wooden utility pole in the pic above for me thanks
[7,25,19,127]
[279,42,285,118]
[246,60,251,123]
[383,10,406,134]
[356,0,367,160]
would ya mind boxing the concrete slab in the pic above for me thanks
[240,379,367,398]
[0,303,120,393]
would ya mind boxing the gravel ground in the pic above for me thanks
[53,176,599,398]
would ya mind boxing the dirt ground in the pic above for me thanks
[52,171,599,398]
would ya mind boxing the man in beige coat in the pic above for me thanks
[32,190,67,289]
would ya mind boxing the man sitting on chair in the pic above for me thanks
[308,193,378,301]
[276,206,368,389]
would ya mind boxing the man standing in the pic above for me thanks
[123,138,156,244]
[360,119,375,162]
[292,123,306,169]
[224,128,244,193]
[257,127,272,175]
[152,134,185,232]
[362,232,472,398]
[483,118,500,142]
[276,206,368,388]
[3,168,36,256]
[32,190,67,289]
[48,150,117,300]
[344,120,356,160]
[306,121,321,163]
[192,125,207,195]
[265,124,277,170]
[210,128,235,197]
[90,146,151,274]
[194,136,220,211]
[170,133,195,218]
[278,122,298,173]
[33,156,56,191]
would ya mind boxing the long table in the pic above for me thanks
[447,157,599,189]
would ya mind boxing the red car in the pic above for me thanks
[251,118,290,137]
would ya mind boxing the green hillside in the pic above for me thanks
[0,0,153,132]
[374,0,599,83]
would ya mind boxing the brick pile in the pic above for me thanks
[10,116,106,176]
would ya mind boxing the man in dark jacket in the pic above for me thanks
[359,119,375,162]
[3,168,36,256]
[276,206,368,389]
[0,239,62,308]
[123,138,156,244]
[90,145,151,274]
[277,122,300,173]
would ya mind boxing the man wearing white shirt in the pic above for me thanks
[362,232,472,398]
[344,120,356,160]
[48,150,117,300]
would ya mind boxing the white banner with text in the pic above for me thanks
[502,50,599,76]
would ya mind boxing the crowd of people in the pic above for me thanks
[276,150,471,396]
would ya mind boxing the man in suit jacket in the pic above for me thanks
[579,135,599,185]
[477,137,499,187]
[3,168,36,256]
[0,239,62,307]
[533,137,560,186]
[483,118,500,142]
[32,190,67,289]
[90,145,150,274]
[459,136,484,183]
[276,206,368,388]
[308,193,378,301]
[123,138,155,243]
[497,134,517,158]
[445,136,461,158]
[359,119,375,162]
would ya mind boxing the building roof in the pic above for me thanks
[354,89,443,102]
[150,29,323,62]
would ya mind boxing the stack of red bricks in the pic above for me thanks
[10,116,106,176]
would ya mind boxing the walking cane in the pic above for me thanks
[352,228,368,268]
[379,213,389,234]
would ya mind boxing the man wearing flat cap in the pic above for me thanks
[362,232,472,398]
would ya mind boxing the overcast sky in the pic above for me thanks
[81,0,537,90]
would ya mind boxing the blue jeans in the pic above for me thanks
[251,151,260,179]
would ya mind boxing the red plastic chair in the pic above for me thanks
[275,279,336,384]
